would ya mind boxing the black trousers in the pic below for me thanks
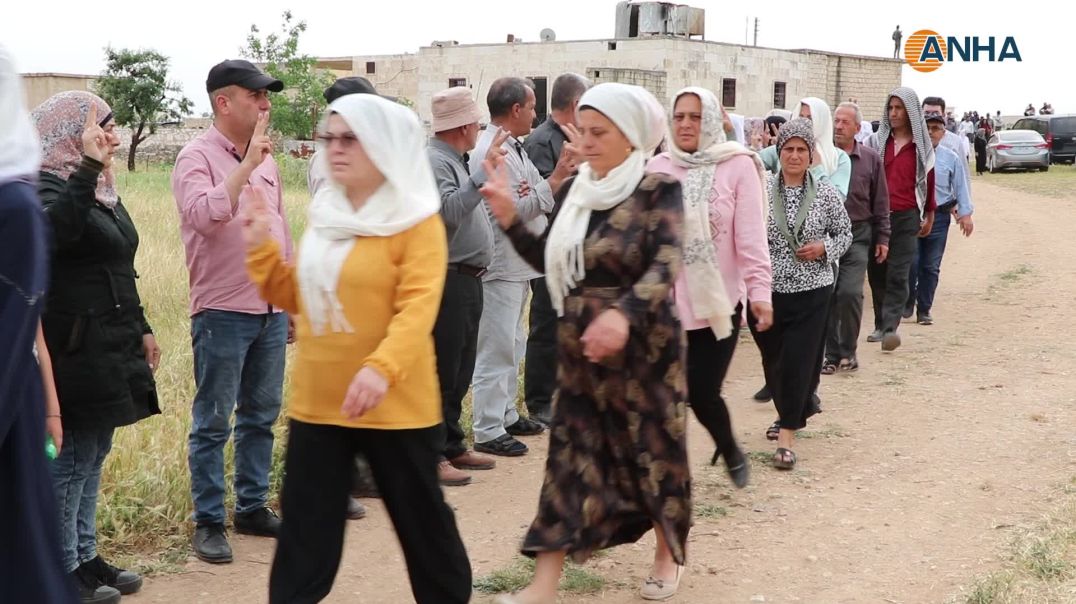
[269,421,471,604]
[686,306,743,458]
[868,209,921,333]
[749,286,831,431]
[825,222,873,362]
[524,277,557,421]
[432,270,483,459]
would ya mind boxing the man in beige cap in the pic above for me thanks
[427,86,507,486]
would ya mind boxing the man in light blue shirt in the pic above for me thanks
[906,111,974,325]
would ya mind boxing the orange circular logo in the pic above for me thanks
[904,30,947,73]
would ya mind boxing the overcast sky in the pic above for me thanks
[5,0,1069,117]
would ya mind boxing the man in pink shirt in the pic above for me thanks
[171,59,292,564]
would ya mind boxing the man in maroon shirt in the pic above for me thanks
[867,88,936,352]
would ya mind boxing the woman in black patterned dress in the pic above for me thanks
[481,83,690,603]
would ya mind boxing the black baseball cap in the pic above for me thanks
[206,59,284,93]
[923,110,946,124]
[323,76,398,104]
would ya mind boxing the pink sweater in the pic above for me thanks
[646,153,772,330]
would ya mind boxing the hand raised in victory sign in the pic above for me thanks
[239,184,272,249]
[81,104,109,164]
[480,157,516,229]
[242,111,273,171]
[485,127,511,164]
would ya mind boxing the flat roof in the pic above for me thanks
[21,72,97,79]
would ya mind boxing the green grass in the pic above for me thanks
[694,503,729,519]
[976,164,1076,198]
[472,557,606,595]
[951,482,1076,603]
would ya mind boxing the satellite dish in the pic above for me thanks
[540,28,557,42]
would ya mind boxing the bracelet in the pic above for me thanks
[46,414,61,418]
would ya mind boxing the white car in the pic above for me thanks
[986,130,1050,173]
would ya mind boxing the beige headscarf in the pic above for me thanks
[665,87,767,339]
[543,83,666,316]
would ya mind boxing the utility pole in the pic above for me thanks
[753,18,759,46]
[745,17,749,45]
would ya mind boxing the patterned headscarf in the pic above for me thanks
[776,117,816,164]
[31,91,119,209]
[873,87,935,217]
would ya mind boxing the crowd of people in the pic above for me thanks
[1,41,982,603]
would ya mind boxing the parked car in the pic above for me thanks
[1009,114,1076,164]
[986,130,1050,173]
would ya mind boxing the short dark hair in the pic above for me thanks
[922,96,946,111]
[487,77,533,118]
[550,73,590,111]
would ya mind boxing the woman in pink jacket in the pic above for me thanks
[647,87,773,487]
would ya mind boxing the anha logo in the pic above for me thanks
[904,30,1022,73]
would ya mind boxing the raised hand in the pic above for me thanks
[81,104,108,163]
[485,127,511,164]
[239,184,272,249]
[243,111,273,170]
[479,157,516,229]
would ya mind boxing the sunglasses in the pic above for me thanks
[317,132,360,149]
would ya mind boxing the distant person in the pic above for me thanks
[1040,102,1053,115]
[974,128,988,176]
[892,25,903,58]
[172,59,291,564]
[1024,104,1036,117]
[906,111,974,326]
[993,110,1004,131]
[0,43,80,604]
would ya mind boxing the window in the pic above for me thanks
[448,77,467,88]
[529,76,548,128]
[721,78,736,108]
[608,41,618,51]
[773,81,786,109]
[365,61,375,74]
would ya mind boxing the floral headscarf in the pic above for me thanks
[31,91,118,208]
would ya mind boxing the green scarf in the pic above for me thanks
[771,170,816,251]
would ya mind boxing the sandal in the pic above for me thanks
[766,421,780,441]
[839,358,859,373]
[820,361,838,375]
[773,447,797,470]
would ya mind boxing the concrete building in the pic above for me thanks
[315,2,900,131]
[21,73,98,110]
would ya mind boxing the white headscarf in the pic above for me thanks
[799,97,841,176]
[298,94,440,335]
[0,46,41,184]
[855,120,874,144]
[665,87,767,339]
[727,112,746,144]
[543,83,665,316]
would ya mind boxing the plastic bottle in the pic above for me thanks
[45,435,57,460]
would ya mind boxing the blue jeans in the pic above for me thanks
[188,310,286,525]
[908,209,953,315]
[51,426,115,573]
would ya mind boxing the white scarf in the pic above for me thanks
[0,45,40,184]
[800,97,842,176]
[297,95,440,335]
[543,83,666,316]
[665,87,767,339]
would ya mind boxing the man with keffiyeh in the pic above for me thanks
[866,87,936,352]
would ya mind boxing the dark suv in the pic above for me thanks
[1010,115,1076,164]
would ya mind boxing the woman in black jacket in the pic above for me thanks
[31,91,159,603]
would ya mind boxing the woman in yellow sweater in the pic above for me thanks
[241,94,471,603]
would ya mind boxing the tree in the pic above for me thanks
[95,48,192,171]
[241,10,333,140]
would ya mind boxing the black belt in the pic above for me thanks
[937,201,957,213]
[448,263,487,278]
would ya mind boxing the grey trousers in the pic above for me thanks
[868,209,921,333]
[825,222,873,362]
[471,279,528,444]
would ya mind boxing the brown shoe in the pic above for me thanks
[438,460,472,486]
[449,450,496,471]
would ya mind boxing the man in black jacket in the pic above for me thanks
[521,72,589,425]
